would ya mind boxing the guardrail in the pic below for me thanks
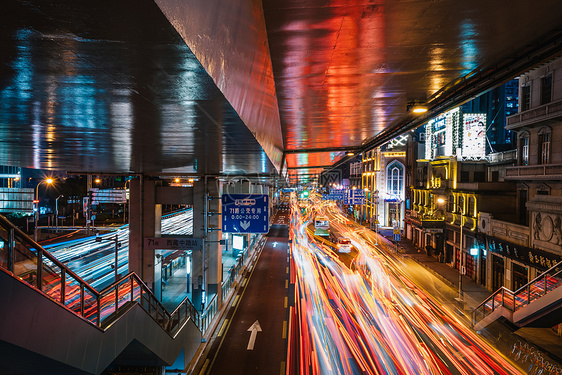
[472,261,562,327]
[0,214,198,335]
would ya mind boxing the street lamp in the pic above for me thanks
[437,197,464,302]
[34,178,54,242]
[124,179,131,224]
[55,195,64,233]
[95,233,121,283]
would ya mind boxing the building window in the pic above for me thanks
[448,195,455,213]
[541,75,552,105]
[522,85,531,111]
[468,197,475,217]
[386,161,404,199]
[519,134,529,166]
[538,128,551,165]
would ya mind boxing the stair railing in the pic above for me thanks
[0,214,199,335]
[472,261,562,327]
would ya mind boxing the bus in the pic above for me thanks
[314,215,330,236]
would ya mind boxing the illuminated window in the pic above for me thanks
[386,161,404,199]
[519,133,529,166]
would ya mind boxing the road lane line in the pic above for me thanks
[241,277,247,287]
[285,279,288,289]
[280,361,286,375]
[205,237,266,373]
[282,320,287,339]
[284,296,287,308]
[232,294,240,307]
[286,266,289,274]
[217,319,229,337]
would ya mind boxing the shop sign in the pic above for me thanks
[488,237,561,270]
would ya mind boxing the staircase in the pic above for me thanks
[0,214,201,375]
[472,262,562,331]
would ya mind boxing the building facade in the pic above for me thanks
[405,57,562,296]
[360,137,407,229]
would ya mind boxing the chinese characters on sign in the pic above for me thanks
[222,194,269,233]
[144,237,202,250]
[488,237,561,270]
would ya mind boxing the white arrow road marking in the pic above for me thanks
[247,320,262,350]
[240,220,251,230]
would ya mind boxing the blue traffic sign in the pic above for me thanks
[345,189,365,205]
[222,194,269,233]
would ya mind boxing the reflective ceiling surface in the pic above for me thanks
[2,0,562,181]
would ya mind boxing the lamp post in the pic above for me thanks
[437,197,464,301]
[123,178,131,224]
[95,233,121,283]
[55,195,64,233]
[34,178,54,242]
[374,190,379,245]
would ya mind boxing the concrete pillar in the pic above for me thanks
[128,177,162,292]
[192,180,205,311]
[191,177,222,311]
[207,178,222,304]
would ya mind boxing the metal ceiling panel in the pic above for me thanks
[0,0,276,175]
[262,0,562,176]
[2,0,562,181]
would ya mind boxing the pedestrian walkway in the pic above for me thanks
[376,227,562,365]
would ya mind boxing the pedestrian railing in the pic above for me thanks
[472,261,562,327]
[0,213,199,335]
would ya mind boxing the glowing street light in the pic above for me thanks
[437,197,465,301]
[35,178,54,242]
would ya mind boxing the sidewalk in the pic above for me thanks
[377,227,562,365]
[377,228,492,312]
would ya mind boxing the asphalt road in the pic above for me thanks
[199,209,291,375]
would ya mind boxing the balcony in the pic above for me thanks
[505,164,562,180]
[506,99,562,130]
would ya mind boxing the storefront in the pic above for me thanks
[486,236,561,290]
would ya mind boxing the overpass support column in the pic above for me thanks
[192,177,222,311]
[128,176,162,292]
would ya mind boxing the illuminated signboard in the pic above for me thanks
[232,235,245,251]
[425,108,485,160]
[0,188,34,213]
[462,113,486,159]
[425,107,460,159]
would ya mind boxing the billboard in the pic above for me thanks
[462,113,486,159]
[425,108,486,160]
[0,188,34,213]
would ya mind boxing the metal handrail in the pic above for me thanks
[0,213,199,335]
[472,261,562,327]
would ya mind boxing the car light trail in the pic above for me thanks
[43,209,193,290]
[289,198,523,374]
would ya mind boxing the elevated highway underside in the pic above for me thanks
[1,0,562,181]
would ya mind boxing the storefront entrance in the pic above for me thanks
[512,263,529,291]
[492,255,505,290]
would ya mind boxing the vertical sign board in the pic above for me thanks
[222,194,269,233]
